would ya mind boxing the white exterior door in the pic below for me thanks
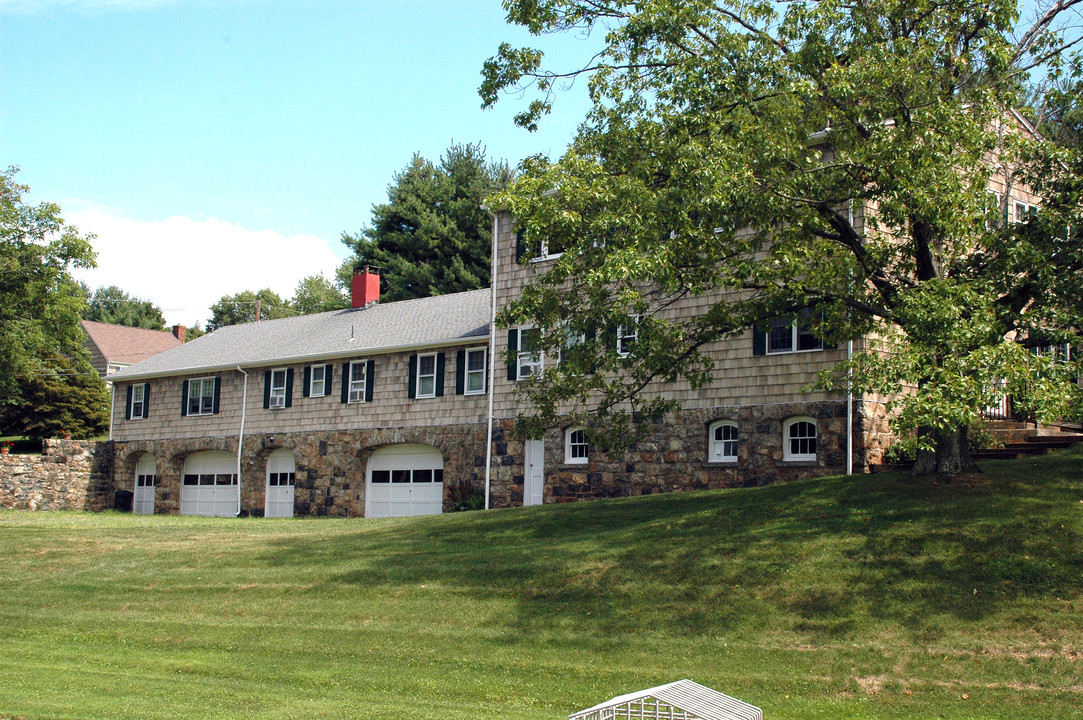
[133,453,156,515]
[265,448,296,518]
[366,444,444,518]
[524,439,544,506]
[180,451,239,517]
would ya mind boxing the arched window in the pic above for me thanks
[783,417,818,462]
[565,426,589,464]
[708,421,739,463]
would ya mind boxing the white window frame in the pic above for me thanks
[617,315,640,358]
[130,384,146,420]
[464,347,487,395]
[1014,200,1037,224]
[516,326,543,381]
[565,426,589,465]
[416,353,438,399]
[767,318,824,354]
[709,421,738,463]
[269,368,287,409]
[188,377,215,416]
[783,417,818,462]
[348,361,367,404]
[309,365,327,398]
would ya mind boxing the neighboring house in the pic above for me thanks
[82,320,185,383]
[106,123,1045,519]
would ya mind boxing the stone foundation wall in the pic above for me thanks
[488,399,881,506]
[106,399,886,516]
[0,440,113,511]
[109,423,490,517]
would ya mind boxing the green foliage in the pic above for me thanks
[206,288,290,331]
[339,143,513,302]
[0,166,97,416]
[82,284,167,330]
[484,0,1083,474]
[291,273,347,314]
[0,447,1081,718]
[0,353,109,439]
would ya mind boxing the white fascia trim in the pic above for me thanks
[111,335,492,382]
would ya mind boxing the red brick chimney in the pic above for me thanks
[172,324,187,343]
[351,266,381,309]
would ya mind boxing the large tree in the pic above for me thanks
[0,167,98,419]
[339,143,514,302]
[83,284,167,330]
[291,274,347,314]
[0,353,109,440]
[481,0,1083,477]
[206,289,290,331]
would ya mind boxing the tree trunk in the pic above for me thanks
[912,425,981,478]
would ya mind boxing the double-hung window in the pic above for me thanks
[767,317,823,354]
[464,348,487,395]
[416,353,438,398]
[617,316,640,358]
[517,327,542,380]
[187,377,216,416]
[348,361,367,404]
[130,384,146,420]
[309,365,327,397]
[269,369,287,408]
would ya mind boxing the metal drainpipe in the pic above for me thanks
[108,383,116,441]
[235,366,248,516]
[484,211,499,510]
[846,200,855,475]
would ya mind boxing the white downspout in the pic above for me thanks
[108,384,116,441]
[484,211,499,511]
[235,366,248,516]
[846,200,855,475]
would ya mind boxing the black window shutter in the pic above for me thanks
[435,353,445,397]
[181,380,189,416]
[263,370,272,409]
[507,329,519,380]
[455,350,465,395]
[365,359,375,402]
[303,367,311,398]
[515,229,527,262]
[143,383,150,419]
[212,377,221,414]
[586,325,597,375]
[125,385,133,420]
[408,354,418,399]
[324,364,334,396]
[340,363,350,403]
[285,369,294,408]
[752,327,767,356]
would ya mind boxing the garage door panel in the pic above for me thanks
[366,444,444,518]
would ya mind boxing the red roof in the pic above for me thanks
[81,320,183,366]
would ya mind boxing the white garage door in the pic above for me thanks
[133,453,157,515]
[265,448,296,518]
[181,451,239,517]
[366,444,444,518]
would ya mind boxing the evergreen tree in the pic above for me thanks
[339,143,513,302]
[0,354,109,440]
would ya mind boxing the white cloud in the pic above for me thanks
[70,208,344,328]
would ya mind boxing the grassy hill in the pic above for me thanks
[1,447,1080,720]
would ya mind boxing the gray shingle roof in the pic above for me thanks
[111,288,491,381]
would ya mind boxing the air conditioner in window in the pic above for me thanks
[270,395,285,408]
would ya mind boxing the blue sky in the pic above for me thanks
[1,0,594,326]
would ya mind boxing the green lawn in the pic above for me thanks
[1,448,1081,720]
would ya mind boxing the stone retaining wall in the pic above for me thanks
[0,440,113,511]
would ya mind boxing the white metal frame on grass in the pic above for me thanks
[568,680,762,720]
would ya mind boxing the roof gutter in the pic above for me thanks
[110,333,494,383]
